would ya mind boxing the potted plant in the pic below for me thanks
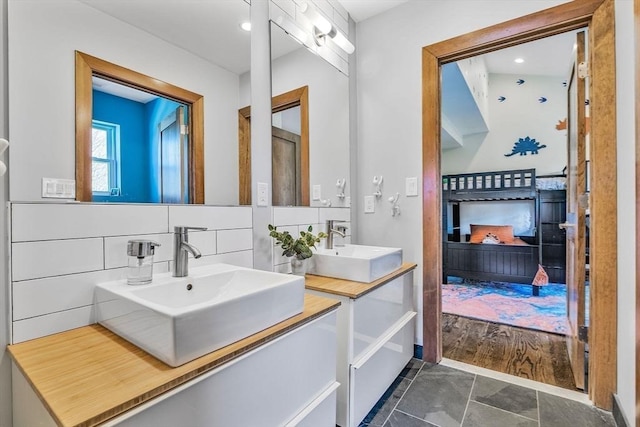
[268,224,327,275]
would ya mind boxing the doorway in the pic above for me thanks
[422,0,617,410]
[439,31,582,390]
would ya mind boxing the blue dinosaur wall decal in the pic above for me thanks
[505,136,547,157]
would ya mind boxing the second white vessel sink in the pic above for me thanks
[310,244,402,283]
[95,263,304,367]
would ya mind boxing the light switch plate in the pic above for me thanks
[312,185,321,201]
[345,196,351,208]
[257,182,268,206]
[406,177,418,197]
[364,195,375,213]
[42,178,76,199]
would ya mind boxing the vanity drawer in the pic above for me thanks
[349,312,415,427]
[352,271,413,361]
[285,382,339,427]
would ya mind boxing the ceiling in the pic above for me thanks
[482,30,578,77]
[79,0,251,75]
[339,0,409,22]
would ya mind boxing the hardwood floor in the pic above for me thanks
[442,313,579,391]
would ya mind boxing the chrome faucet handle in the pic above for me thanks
[174,226,208,234]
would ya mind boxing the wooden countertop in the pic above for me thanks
[7,294,341,427]
[305,262,417,299]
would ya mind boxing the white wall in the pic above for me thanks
[443,73,568,175]
[614,0,636,422]
[7,0,240,205]
[271,45,351,208]
[457,56,490,125]
[357,0,635,421]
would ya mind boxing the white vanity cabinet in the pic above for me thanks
[10,295,340,427]
[306,265,416,427]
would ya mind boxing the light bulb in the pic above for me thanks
[300,2,332,35]
[329,29,355,54]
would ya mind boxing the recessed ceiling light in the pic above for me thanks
[514,58,525,64]
[240,22,251,32]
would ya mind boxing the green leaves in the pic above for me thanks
[268,224,327,260]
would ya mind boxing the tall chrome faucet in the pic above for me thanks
[173,226,207,277]
[326,220,347,250]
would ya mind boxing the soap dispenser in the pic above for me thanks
[127,240,161,285]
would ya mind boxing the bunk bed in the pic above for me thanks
[442,168,542,295]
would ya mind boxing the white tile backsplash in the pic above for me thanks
[12,306,95,344]
[186,230,218,257]
[217,228,253,253]
[11,203,169,242]
[319,207,350,222]
[12,238,104,281]
[271,0,295,18]
[187,250,254,269]
[273,207,319,226]
[13,267,126,321]
[328,0,348,21]
[168,206,252,230]
[331,9,349,35]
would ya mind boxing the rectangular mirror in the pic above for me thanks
[240,20,350,207]
[8,0,250,205]
[76,52,204,203]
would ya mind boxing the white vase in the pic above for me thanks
[290,258,309,276]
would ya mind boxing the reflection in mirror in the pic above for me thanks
[242,21,349,207]
[76,52,204,203]
[91,77,190,203]
[8,0,250,204]
[238,86,309,206]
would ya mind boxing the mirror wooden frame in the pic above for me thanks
[238,86,309,206]
[75,51,205,203]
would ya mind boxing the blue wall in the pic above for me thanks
[92,90,150,202]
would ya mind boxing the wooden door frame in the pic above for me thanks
[238,86,310,205]
[635,0,640,423]
[422,0,617,409]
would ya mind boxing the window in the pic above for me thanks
[91,120,120,195]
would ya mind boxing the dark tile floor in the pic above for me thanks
[358,359,616,427]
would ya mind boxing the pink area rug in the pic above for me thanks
[442,277,569,335]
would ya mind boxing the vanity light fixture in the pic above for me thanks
[300,2,355,55]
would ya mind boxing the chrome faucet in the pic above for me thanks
[173,226,207,277]
[326,220,347,250]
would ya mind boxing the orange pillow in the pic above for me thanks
[469,224,515,244]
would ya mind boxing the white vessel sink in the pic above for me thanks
[310,244,403,283]
[95,263,304,367]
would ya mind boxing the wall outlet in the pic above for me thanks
[257,182,268,206]
[364,195,375,213]
[42,178,76,199]
[406,177,418,197]
[312,185,321,201]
